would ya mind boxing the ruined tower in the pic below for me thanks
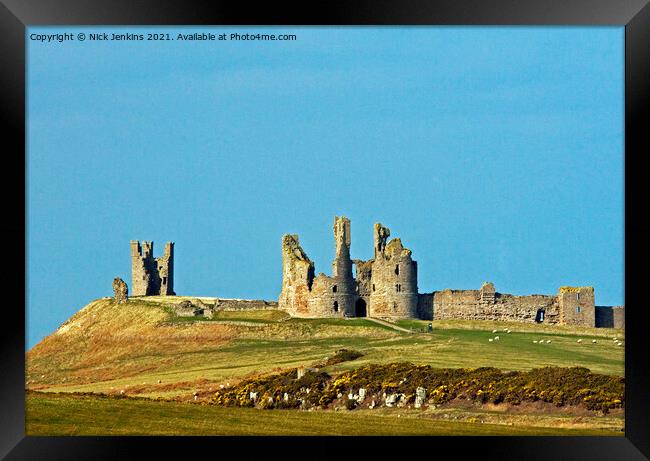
[278,234,315,316]
[558,286,595,326]
[367,223,419,319]
[329,216,356,316]
[278,217,357,318]
[130,240,175,296]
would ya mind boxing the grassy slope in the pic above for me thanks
[26,393,622,436]
[26,297,625,435]
[27,297,624,400]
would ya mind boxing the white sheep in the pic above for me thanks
[546,340,551,344]
[533,340,538,344]
[492,329,498,333]
[577,339,583,343]
[494,336,500,341]
[592,339,597,344]
[489,338,493,342]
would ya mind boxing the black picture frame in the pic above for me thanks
[2,1,648,459]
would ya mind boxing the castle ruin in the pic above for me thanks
[130,240,175,296]
[279,216,624,328]
[124,218,623,329]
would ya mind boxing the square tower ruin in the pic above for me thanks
[130,240,175,296]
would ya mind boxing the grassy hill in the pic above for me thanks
[27,296,624,400]
[26,296,625,435]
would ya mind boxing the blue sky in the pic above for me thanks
[27,26,624,349]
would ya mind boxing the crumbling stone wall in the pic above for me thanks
[278,234,316,316]
[112,277,128,304]
[426,283,559,324]
[130,240,175,296]
[612,306,625,329]
[278,217,356,318]
[421,284,596,326]
[216,299,279,311]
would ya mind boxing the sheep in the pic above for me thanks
[489,338,493,342]
[546,340,551,344]
[577,339,582,343]
[592,339,597,344]
[120,390,125,395]
[506,329,511,334]
[492,329,498,333]
[494,336,500,341]
[533,340,538,344]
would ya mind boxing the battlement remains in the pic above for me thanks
[131,240,175,296]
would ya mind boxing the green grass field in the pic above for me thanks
[25,392,623,436]
[25,297,624,435]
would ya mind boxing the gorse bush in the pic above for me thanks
[313,349,364,367]
[212,368,331,409]
[211,363,624,414]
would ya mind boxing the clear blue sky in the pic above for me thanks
[27,26,624,349]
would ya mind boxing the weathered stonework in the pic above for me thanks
[279,217,418,320]
[558,286,595,326]
[130,240,175,296]
[278,234,315,316]
[112,277,128,304]
[277,216,620,328]
[595,305,625,328]
[426,287,559,324]
[279,217,357,318]
[364,224,418,320]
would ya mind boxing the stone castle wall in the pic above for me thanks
[215,299,279,311]
[595,306,625,328]
[423,285,559,324]
[275,217,612,327]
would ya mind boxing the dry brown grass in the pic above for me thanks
[27,298,237,386]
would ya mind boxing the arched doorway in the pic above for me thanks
[535,309,545,323]
[355,298,367,317]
